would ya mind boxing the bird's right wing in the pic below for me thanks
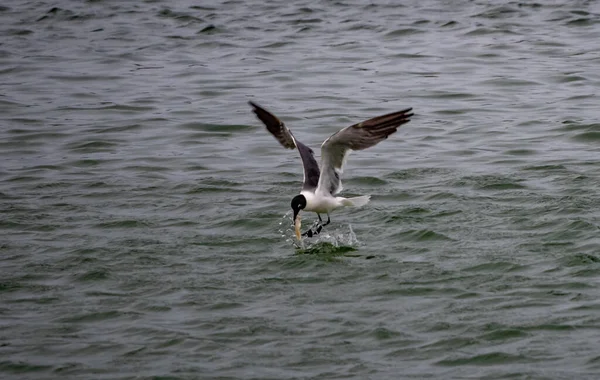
[249,101,320,191]
[317,107,413,196]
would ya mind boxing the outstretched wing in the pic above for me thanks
[249,101,320,191]
[317,107,413,196]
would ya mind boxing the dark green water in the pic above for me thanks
[2,1,600,379]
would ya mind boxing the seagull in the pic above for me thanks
[249,101,413,240]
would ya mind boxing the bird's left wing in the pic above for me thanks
[249,101,320,191]
[317,107,413,196]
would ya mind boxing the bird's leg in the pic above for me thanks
[309,214,330,236]
[314,213,325,234]
[313,213,331,234]
[302,228,314,237]
[302,214,324,237]
[302,225,321,237]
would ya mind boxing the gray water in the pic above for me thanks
[2,0,600,379]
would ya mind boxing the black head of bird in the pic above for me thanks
[291,194,306,239]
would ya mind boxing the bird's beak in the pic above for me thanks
[294,211,301,240]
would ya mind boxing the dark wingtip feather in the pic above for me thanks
[248,100,296,150]
[248,100,260,110]
[248,101,268,118]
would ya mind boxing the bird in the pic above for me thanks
[249,101,413,240]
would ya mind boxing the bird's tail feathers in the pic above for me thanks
[342,195,371,207]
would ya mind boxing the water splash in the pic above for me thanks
[278,211,359,253]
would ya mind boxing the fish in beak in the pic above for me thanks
[294,212,301,240]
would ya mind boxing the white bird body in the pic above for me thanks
[300,190,343,214]
[301,190,372,214]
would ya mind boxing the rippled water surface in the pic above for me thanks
[2,0,600,378]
